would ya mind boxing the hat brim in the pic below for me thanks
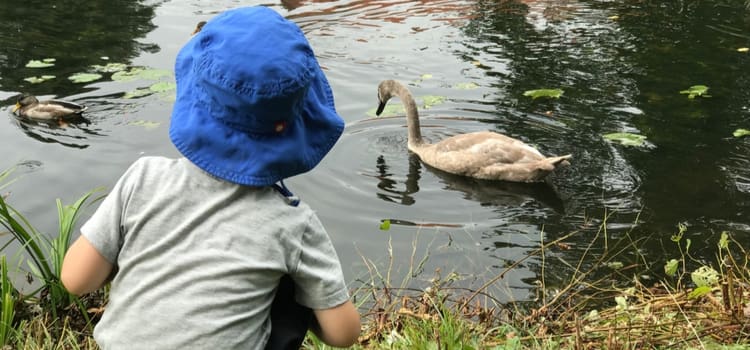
[169,44,344,187]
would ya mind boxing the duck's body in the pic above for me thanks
[12,94,87,122]
[376,79,571,182]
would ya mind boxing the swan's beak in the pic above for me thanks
[12,102,20,113]
[376,101,386,116]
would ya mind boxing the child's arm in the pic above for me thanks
[312,300,361,347]
[61,235,114,295]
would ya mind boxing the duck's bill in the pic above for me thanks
[376,101,386,116]
[12,102,20,113]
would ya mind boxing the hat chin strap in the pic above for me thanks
[272,180,300,207]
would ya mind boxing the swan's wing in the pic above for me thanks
[430,131,544,163]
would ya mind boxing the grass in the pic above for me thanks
[0,167,748,349]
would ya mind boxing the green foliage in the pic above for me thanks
[733,128,750,138]
[454,82,479,90]
[690,265,719,288]
[523,88,564,99]
[679,85,710,99]
[664,259,679,276]
[0,256,15,347]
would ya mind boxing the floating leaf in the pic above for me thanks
[733,128,750,138]
[91,62,128,73]
[25,59,55,68]
[691,266,719,288]
[454,82,479,90]
[602,132,647,147]
[23,75,56,84]
[149,81,177,93]
[422,95,446,109]
[122,88,154,99]
[379,219,391,231]
[112,67,172,82]
[738,47,749,53]
[523,88,564,99]
[68,73,103,84]
[420,74,433,80]
[129,120,161,129]
[664,259,679,277]
[679,85,710,99]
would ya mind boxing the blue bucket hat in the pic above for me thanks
[169,6,344,187]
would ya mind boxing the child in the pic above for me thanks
[61,6,361,349]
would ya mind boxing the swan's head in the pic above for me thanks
[376,79,402,116]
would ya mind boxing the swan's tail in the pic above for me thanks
[546,154,572,168]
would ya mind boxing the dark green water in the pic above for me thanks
[1,0,749,301]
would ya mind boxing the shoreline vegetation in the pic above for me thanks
[1,175,748,349]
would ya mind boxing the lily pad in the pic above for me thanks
[733,128,750,138]
[68,73,103,84]
[603,132,647,147]
[455,82,479,90]
[112,67,172,82]
[25,59,56,68]
[523,88,564,99]
[679,85,710,99]
[23,75,56,84]
[91,62,128,73]
[738,48,749,53]
[422,95,446,109]
[128,120,161,130]
[149,81,176,93]
[122,88,154,99]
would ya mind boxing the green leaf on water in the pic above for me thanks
[379,219,391,231]
[523,88,564,99]
[733,128,750,138]
[602,132,647,147]
[91,62,128,73]
[25,59,56,68]
[664,259,679,277]
[679,85,710,99]
[112,67,172,82]
[128,120,161,129]
[422,95,446,109]
[454,82,479,90]
[420,74,433,80]
[68,73,103,84]
[23,75,56,84]
[122,88,154,99]
[149,81,177,93]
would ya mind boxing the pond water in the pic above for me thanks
[1,0,749,302]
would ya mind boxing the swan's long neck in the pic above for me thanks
[392,83,424,148]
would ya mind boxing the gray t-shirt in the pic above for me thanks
[81,156,350,349]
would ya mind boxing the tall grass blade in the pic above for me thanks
[0,256,16,347]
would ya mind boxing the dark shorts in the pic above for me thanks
[264,275,315,350]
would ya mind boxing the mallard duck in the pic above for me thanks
[12,94,87,122]
[376,79,572,182]
[192,21,206,35]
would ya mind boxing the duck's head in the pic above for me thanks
[12,93,38,113]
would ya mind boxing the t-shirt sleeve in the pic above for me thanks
[291,212,350,310]
[79,160,141,264]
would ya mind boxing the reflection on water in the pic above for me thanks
[1,0,750,302]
